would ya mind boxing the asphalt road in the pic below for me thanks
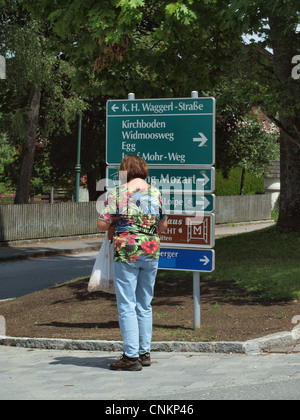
[0,251,98,300]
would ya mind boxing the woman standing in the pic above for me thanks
[97,155,168,371]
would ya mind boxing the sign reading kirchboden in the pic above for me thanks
[106,95,216,271]
[106,98,215,166]
[106,93,216,328]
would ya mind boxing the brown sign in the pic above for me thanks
[159,214,215,248]
[108,214,215,248]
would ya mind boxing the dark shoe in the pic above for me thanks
[110,354,142,371]
[139,353,151,366]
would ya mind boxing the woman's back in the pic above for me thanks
[100,183,166,262]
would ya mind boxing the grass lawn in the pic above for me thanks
[210,225,300,300]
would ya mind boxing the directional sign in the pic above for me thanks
[160,214,215,249]
[106,97,215,166]
[162,193,215,214]
[107,166,215,193]
[159,248,215,272]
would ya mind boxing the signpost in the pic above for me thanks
[106,97,215,166]
[162,192,215,214]
[107,166,215,193]
[107,167,215,213]
[106,92,216,329]
[159,214,215,249]
[159,248,215,272]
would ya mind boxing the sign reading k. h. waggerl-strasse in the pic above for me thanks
[106,97,215,166]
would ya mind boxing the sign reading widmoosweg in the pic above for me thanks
[106,97,215,166]
[106,95,216,273]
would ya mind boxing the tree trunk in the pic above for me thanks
[240,168,245,195]
[14,84,41,204]
[87,170,99,202]
[269,17,300,231]
[278,133,300,231]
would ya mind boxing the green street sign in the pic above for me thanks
[107,166,215,193]
[106,97,215,166]
[162,193,215,214]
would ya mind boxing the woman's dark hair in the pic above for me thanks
[119,155,148,183]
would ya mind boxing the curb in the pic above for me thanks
[0,246,100,263]
[0,331,298,354]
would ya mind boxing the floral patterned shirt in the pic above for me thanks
[99,185,167,262]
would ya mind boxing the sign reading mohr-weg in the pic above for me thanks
[106,95,216,275]
[106,94,216,327]
[106,98,215,166]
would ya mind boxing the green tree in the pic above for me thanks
[19,0,244,188]
[0,133,17,181]
[19,0,300,231]
[0,0,86,203]
[233,115,279,194]
[29,0,241,95]
[224,0,300,229]
[0,2,42,203]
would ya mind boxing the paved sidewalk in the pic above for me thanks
[1,346,300,400]
[0,234,104,262]
[0,221,275,262]
[3,218,300,400]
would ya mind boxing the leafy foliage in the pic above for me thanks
[1,0,299,229]
[232,115,280,176]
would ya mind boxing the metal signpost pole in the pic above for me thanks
[191,91,201,329]
[75,113,82,203]
[193,271,201,329]
[191,90,199,328]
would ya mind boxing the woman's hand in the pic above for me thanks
[158,218,168,234]
[97,219,111,231]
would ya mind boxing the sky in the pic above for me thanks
[242,23,300,54]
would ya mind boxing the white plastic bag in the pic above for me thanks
[87,233,115,294]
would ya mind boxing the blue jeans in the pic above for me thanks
[113,260,158,358]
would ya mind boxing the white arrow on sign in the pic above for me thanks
[193,132,208,147]
[197,173,209,187]
[196,196,210,210]
[111,104,119,112]
[200,256,210,266]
